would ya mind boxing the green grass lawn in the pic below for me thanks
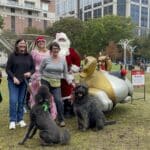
[111,63,120,72]
[0,73,150,150]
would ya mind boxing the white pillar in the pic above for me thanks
[126,0,131,17]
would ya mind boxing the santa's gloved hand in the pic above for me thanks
[71,65,80,73]
[66,74,74,85]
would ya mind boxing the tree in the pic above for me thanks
[100,15,134,48]
[105,41,121,62]
[24,27,44,35]
[0,15,4,29]
[45,16,135,56]
[133,35,150,61]
[45,17,85,53]
[80,15,134,56]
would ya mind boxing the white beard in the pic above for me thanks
[58,41,70,57]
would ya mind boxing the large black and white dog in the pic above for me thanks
[73,84,116,131]
[19,85,70,146]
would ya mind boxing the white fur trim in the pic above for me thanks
[66,74,74,84]
[62,95,72,100]
[59,48,70,56]
[71,65,80,72]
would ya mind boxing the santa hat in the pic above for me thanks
[55,32,68,41]
[35,36,46,43]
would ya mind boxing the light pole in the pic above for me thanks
[118,39,132,66]
[128,45,137,65]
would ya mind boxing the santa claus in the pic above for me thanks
[54,32,81,117]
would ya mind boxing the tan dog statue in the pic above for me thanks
[80,56,133,111]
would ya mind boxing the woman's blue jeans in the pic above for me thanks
[8,79,27,122]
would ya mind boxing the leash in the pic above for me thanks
[24,78,33,96]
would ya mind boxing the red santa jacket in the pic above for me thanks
[61,48,80,100]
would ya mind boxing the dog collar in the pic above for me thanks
[42,103,49,112]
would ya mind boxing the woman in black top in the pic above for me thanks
[6,38,35,130]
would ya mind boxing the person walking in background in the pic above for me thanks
[29,36,57,120]
[6,38,35,130]
[120,64,128,80]
[39,42,69,127]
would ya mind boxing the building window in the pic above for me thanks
[28,18,32,27]
[42,2,49,11]
[149,10,150,28]
[11,16,15,32]
[117,0,126,16]
[141,7,148,27]
[28,11,32,15]
[8,0,18,4]
[131,4,139,25]
[11,8,15,13]
[25,1,35,8]
[69,11,75,15]
[104,5,113,15]
[131,0,139,2]
[84,11,91,21]
[84,0,91,6]
[8,0,18,1]
[43,13,47,18]
[141,0,148,5]
[104,0,113,4]
[140,28,147,36]
[84,5,92,10]
[93,8,101,18]
[79,9,82,20]
[93,0,102,8]
[68,0,75,12]
[44,20,48,29]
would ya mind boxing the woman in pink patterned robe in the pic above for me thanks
[29,36,57,120]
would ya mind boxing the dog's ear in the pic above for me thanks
[76,83,89,93]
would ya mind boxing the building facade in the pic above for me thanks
[56,0,150,36]
[0,0,56,34]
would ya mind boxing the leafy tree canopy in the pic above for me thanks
[45,17,85,52]
[133,35,150,60]
[24,27,44,35]
[45,16,135,56]
[0,15,4,29]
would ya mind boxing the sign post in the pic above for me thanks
[131,70,145,101]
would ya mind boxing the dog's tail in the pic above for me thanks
[104,120,116,126]
[60,129,70,145]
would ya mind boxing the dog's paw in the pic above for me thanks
[41,141,53,146]
[18,142,24,145]
[79,128,86,132]
[28,135,33,139]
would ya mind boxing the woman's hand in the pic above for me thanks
[24,72,31,78]
[13,77,20,85]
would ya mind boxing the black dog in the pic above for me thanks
[73,84,116,131]
[19,85,70,146]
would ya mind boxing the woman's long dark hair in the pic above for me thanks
[49,42,60,51]
[14,38,28,54]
